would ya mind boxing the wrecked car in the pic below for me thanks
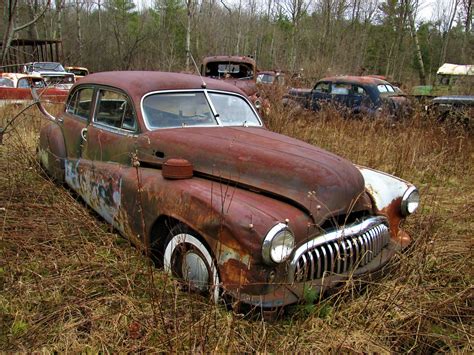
[427,95,473,128]
[65,66,90,79]
[286,76,412,119]
[23,61,75,89]
[0,72,68,105]
[201,56,265,111]
[36,71,419,309]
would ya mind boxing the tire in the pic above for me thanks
[163,224,220,303]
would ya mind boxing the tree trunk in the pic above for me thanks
[440,0,459,65]
[185,0,194,71]
[409,6,426,85]
[76,0,83,63]
[1,0,50,66]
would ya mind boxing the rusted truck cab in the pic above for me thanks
[201,55,259,97]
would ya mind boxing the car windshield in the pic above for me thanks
[32,62,65,72]
[142,91,261,130]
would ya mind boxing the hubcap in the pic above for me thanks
[181,250,209,291]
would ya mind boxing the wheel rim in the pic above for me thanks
[164,232,220,303]
[181,250,210,292]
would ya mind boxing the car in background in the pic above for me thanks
[23,61,75,89]
[0,72,68,105]
[65,66,89,79]
[412,63,474,98]
[35,71,419,310]
[285,76,412,119]
[257,71,286,86]
[427,95,473,129]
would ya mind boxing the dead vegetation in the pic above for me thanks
[0,102,473,352]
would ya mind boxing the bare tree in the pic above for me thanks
[439,0,460,65]
[408,0,426,84]
[280,0,311,70]
[185,0,198,71]
[1,0,51,65]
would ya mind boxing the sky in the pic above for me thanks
[135,0,458,24]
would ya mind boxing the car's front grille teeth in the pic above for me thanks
[294,223,390,282]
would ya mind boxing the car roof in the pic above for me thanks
[74,71,247,97]
[319,75,392,86]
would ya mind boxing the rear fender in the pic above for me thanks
[38,122,66,182]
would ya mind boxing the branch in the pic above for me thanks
[14,0,51,33]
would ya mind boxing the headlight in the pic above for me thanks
[262,223,295,264]
[401,186,420,216]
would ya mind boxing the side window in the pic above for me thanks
[353,85,367,96]
[95,89,137,131]
[66,87,93,120]
[314,82,330,93]
[331,83,350,95]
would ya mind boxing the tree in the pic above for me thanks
[1,0,51,65]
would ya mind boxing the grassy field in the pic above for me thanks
[0,102,472,352]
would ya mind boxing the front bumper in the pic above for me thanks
[232,239,403,309]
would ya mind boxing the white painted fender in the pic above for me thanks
[356,165,413,211]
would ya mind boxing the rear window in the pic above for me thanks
[377,84,396,93]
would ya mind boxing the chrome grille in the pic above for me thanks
[290,216,390,283]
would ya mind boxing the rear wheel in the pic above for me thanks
[163,224,220,303]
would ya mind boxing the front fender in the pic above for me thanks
[133,170,313,295]
[357,166,416,247]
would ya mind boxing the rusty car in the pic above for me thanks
[285,75,412,119]
[201,56,265,110]
[65,66,90,79]
[35,71,419,310]
[0,72,68,105]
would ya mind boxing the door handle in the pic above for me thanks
[81,128,87,141]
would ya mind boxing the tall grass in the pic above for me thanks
[0,102,472,352]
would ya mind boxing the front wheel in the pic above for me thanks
[163,225,220,303]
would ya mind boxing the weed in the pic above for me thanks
[0,103,472,352]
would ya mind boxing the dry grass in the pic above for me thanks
[0,101,473,352]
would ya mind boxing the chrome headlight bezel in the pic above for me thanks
[401,186,420,216]
[262,223,295,264]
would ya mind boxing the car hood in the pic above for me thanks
[138,127,366,224]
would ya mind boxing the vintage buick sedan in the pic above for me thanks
[36,71,419,309]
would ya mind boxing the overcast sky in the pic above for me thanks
[136,0,458,24]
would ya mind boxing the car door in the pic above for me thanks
[310,81,331,110]
[351,85,372,113]
[329,82,352,111]
[62,86,94,185]
[79,87,139,233]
